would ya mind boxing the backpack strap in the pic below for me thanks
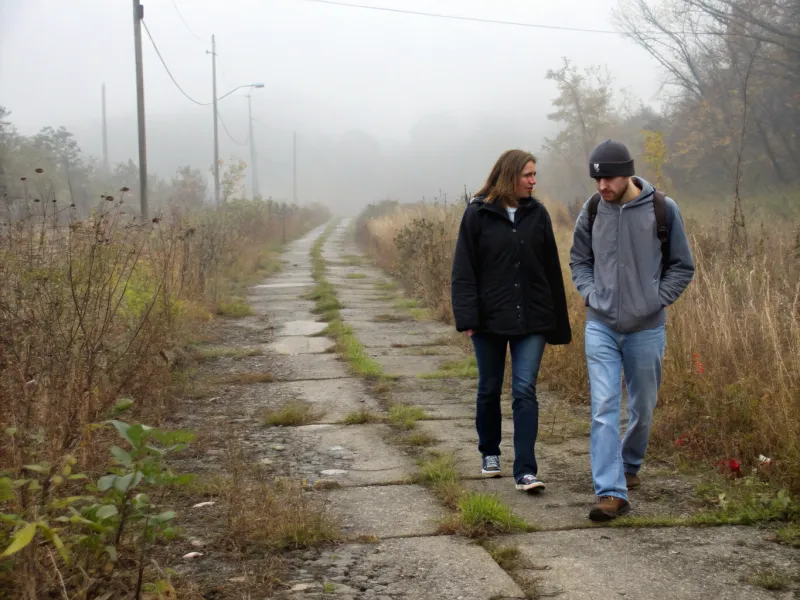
[587,189,672,269]
[652,190,670,268]
[587,192,601,232]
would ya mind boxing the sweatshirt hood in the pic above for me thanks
[627,177,656,207]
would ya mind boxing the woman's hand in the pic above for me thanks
[465,329,475,338]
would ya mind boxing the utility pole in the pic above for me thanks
[132,0,148,221]
[247,94,259,198]
[292,131,297,204]
[101,83,109,174]
[210,35,220,205]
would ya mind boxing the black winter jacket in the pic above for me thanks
[450,196,572,344]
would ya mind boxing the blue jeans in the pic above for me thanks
[471,332,546,480]
[585,321,666,501]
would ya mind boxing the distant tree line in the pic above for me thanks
[541,0,799,208]
[0,106,257,219]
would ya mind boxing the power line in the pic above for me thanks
[170,0,209,44]
[141,20,212,106]
[300,0,620,35]
[299,0,746,37]
[218,110,249,146]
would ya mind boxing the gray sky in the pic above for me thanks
[1,0,665,210]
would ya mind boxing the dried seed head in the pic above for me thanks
[34,168,44,174]
[20,177,27,182]
[106,195,114,202]
[120,186,130,192]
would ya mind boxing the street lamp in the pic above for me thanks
[213,82,264,205]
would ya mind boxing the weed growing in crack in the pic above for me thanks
[408,308,430,321]
[479,542,526,571]
[773,523,800,547]
[388,405,428,430]
[741,570,796,591]
[441,493,535,538]
[401,432,438,448]
[415,453,464,509]
[393,298,418,309]
[341,409,384,425]
[263,401,323,427]
[420,356,478,379]
[374,281,398,292]
[373,313,408,323]
[345,273,367,279]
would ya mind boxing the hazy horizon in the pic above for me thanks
[1,0,667,212]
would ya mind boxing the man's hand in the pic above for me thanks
[465,329,475,338]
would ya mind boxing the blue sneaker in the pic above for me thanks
[516,474,545,492]
[481,455,501,477]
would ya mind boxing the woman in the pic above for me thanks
[451,149,571,492]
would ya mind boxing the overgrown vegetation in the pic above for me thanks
[308,224,386,379]
[0,155,328,596]
[612,476,799,529]
[356,190,800,493]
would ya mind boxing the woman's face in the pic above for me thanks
[515,161,537,198]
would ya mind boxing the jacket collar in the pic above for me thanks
[472,195,538,219]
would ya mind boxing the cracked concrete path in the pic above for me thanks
[179,220,798,599]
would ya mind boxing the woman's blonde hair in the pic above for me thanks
[475,149,537,208]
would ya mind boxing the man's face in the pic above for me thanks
[515,161,537,197]
[595,176,630,202]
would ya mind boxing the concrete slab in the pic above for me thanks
[277,320,328,336]
[266,336,335,355]
[269,354,350,381]
[344,536,526,599]
[416,403,474,420]
[371,353,458,377]
[295,423,416,486]
[325,484,447,538]
[389,384,475,407]
[263,378,381,423]
[338,308,410,322]
[501,527,800,599]
[358,330,445,348]
[254,282,311,289]
[414,418,512,477]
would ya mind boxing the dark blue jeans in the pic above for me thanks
[471,332,546,480]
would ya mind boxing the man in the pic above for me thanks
[569,139,695,521]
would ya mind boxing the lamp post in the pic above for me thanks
[210,75,264,205]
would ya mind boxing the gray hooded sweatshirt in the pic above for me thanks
[569,177,695,333]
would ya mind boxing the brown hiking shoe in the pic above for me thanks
[625,472,641,489]
[589,496,631,522]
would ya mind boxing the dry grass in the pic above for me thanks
[0,181,328,598]
[207,454,340,551]
[190,346,264,361]
[356,197,800,492]
[222,371,275,385]
[263,401,323,427]
[341,408,384,425]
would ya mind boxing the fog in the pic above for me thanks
[1,0,663,213]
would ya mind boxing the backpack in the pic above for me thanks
[587,189,671,267]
